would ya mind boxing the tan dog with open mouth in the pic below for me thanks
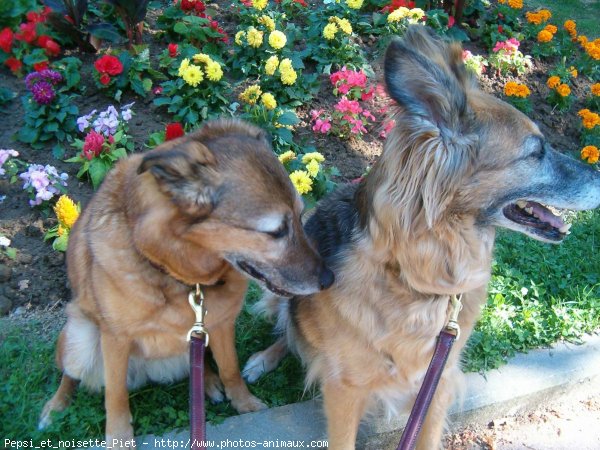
[243,27,600,449]
[38,118,334,446]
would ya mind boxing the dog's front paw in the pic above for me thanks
[106,423,136,449]
[242,352,270,384]
[205,370,225,403]
[230,394,267,414]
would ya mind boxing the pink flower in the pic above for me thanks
[361,88,375,102]
[310,109,324,120]
[379,119,396,139]
[312,118,331,134]
[335,97,362,115]
[362,110,376,121]
[82,130,105,160]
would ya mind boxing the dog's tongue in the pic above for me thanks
[527,202,565,228]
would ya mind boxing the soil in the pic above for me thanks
[0,9,596,318]
[445,382,600,449]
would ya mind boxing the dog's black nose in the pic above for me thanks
[319,266,335,290]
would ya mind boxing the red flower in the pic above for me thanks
[180,0,196,11]
[0,28,13,53]
[34,60,49,71]
[94,55,123,76]
[168,43,178,57]
[99,73,111,85]
[27,11,43,23]
[448,15,455,28]
[194,1,206,13]
[165,123,185,141]
[498,25,503,33]
[15,22,37,43]
[5,57,22,73]
[37,35,60,57]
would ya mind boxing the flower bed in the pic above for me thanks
[0,0,599,441]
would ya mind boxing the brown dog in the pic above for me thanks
[244,27,600,449]
[38,119,334,447]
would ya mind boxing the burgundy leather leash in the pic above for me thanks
[396,294,463,450]
[188,285,209,450]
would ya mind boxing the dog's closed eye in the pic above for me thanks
[255,214,289,239]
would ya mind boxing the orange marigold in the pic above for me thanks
[556,84,571,97]
[585,42,600,60]
[504,81,530,98]
[579,109,600,129]
[546,76,561,89]
[564,20,577,37]
[537,30,553,43]
[538,9,552,21]
[525,12,542,25]
[591,83,600,96]
[508,0,522,9]
[569,66,578,78]
[578,35,588,46]
[581,145,599,164]
[544,24,558,35]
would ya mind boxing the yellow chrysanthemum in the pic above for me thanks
[279,58,293,72]
[57,225,65,237]
[205,61,223,81]
[261,92,277,110]
[388,8,405,23]
[537,30,553,43]
[258,15,275,31]
[268,30,287,50]
[235,31,246,46]
[301,151,325,164]
[569,66,578,78]
[247,27,264,48]
[546,76,561,89]
[335,18,353,35]
[345,0,363,9]
[556,83,571,97]
[581,145,599,164]
[544,24,558,35]
[289,170,313,195]
[278,151,296,164]
[252,0,268,10]
[177,58,190,77]
[54,195,79,229]
[265,55,279,75]
[407,8,425,23]
[323,23,338,40]
[305,159,320,178]
[507,0,522,9]
[591,83,600,96]
[280,68,297,85]
[193,53,212,64]
[181,65,204,87]
[239,84,262,105]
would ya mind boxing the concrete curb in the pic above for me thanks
[118,334,600,449]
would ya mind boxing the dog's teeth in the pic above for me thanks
[516,201,527,209]
[524,207,533,215]
[559,223,572,234]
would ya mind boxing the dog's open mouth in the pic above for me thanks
[503,200,571,242]
[236,261,295,297]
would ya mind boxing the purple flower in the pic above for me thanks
[0,149,19,176]
[77,110,97,133]
[19,164,68,207]
[39,69,63,85]
[25,72,41,90]
[31,81,56,104]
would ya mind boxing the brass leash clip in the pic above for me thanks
[187,284,209,345]
[444,294,463,340]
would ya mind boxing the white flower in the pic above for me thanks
[0,236,10,247]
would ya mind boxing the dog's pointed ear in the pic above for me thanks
[384,26,479,228]
[384,26,471,133]
[137,140,219,219]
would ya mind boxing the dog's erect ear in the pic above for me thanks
[384,26,479,228]
[384,26,471,134]
[138,140,219,218]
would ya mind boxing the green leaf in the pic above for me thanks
[89,160,110,189]
[277,111,300,126]
[4,247,17,259]
[16,126,39,144]
[52,234,69,252]
[142,78,153,92]
[173,22,188,34]
[52,145,65,159]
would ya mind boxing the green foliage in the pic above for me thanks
[0,0,38,28]
[463,210,600,372]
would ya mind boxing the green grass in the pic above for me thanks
[525,0,600,36]
[2,212,599,442]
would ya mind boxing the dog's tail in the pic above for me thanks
[243,292,291,383]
